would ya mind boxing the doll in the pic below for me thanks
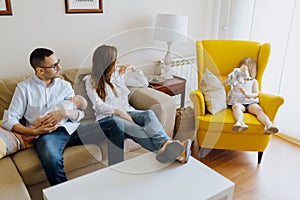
[227,65,251,88]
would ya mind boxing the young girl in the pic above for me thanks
[225,57,278,134]
[83,45,191,163]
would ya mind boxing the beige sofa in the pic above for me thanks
[0,68,177,200]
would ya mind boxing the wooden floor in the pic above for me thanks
[194,135,300,200]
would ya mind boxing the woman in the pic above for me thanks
[83,45,191,163]
[225,57,279,134]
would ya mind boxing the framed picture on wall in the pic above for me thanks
[65,0,103,14]
[0,0,12,15]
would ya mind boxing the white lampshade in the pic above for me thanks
[154,13,188,42]
[153,13,188,79]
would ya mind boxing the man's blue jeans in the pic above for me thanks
[33,116,124,186]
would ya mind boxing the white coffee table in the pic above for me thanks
[43,153,234,200]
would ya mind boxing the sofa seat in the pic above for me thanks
[12,144,102,186]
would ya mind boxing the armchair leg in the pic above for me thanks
[199,148,207,159]
[258,152,263,164]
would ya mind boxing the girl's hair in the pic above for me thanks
[238,57,257,79]
[91,45,118,101]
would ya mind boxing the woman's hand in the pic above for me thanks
[118,64,136,75]
[22,135,36,142]
[114,109,134,123]
[33,123,59,134]
[15,122,59,136]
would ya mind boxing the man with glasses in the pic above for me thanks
[2,48,125,186]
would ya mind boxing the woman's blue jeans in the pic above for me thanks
[33,117,124,186]
[119,110,171,152]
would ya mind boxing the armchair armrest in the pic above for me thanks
[190,90,206,116]
[128,87,176,137]
[259,93,284,121]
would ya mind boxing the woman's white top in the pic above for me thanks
[83,69,148,121]
[226,79,259,105]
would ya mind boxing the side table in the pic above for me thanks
[148,75,186,108]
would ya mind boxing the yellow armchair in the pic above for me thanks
[190,40,284,163]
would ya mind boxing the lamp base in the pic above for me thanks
[160,41,174,79]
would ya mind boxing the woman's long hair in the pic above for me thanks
[91,45,118,101]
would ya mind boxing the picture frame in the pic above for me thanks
[65,0,103,14]
[0,0,12,15]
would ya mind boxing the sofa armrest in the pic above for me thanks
[190,89,206,116]
[0,157,31,200]
[128,87,176,137]
[259,93,284,121]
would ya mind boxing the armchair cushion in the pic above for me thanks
[200,69,227,115]
[198,109,264,133]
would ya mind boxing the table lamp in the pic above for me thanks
[154,13,188,79]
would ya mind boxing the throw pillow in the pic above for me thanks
[200,69,227,115]
[0,126,29,159]
[123,69,149,88]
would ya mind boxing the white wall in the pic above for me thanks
[269,0,300,140]
[0,0,217,78]
[242,0,300,139]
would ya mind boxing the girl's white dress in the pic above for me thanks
[226,79,259,105]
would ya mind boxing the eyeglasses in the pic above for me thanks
[39,59,60,69]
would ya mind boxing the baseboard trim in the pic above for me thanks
[275,132,300,146]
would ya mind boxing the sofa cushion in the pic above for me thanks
[63,68,96,121]
[0,126,29,159]
[62,68,81,87]
[0,121,5,159]
[12,144,102,185]
[0,76,28,119]
[0,135,6,159]
[0,157,31,200]
[74,72,96,121]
